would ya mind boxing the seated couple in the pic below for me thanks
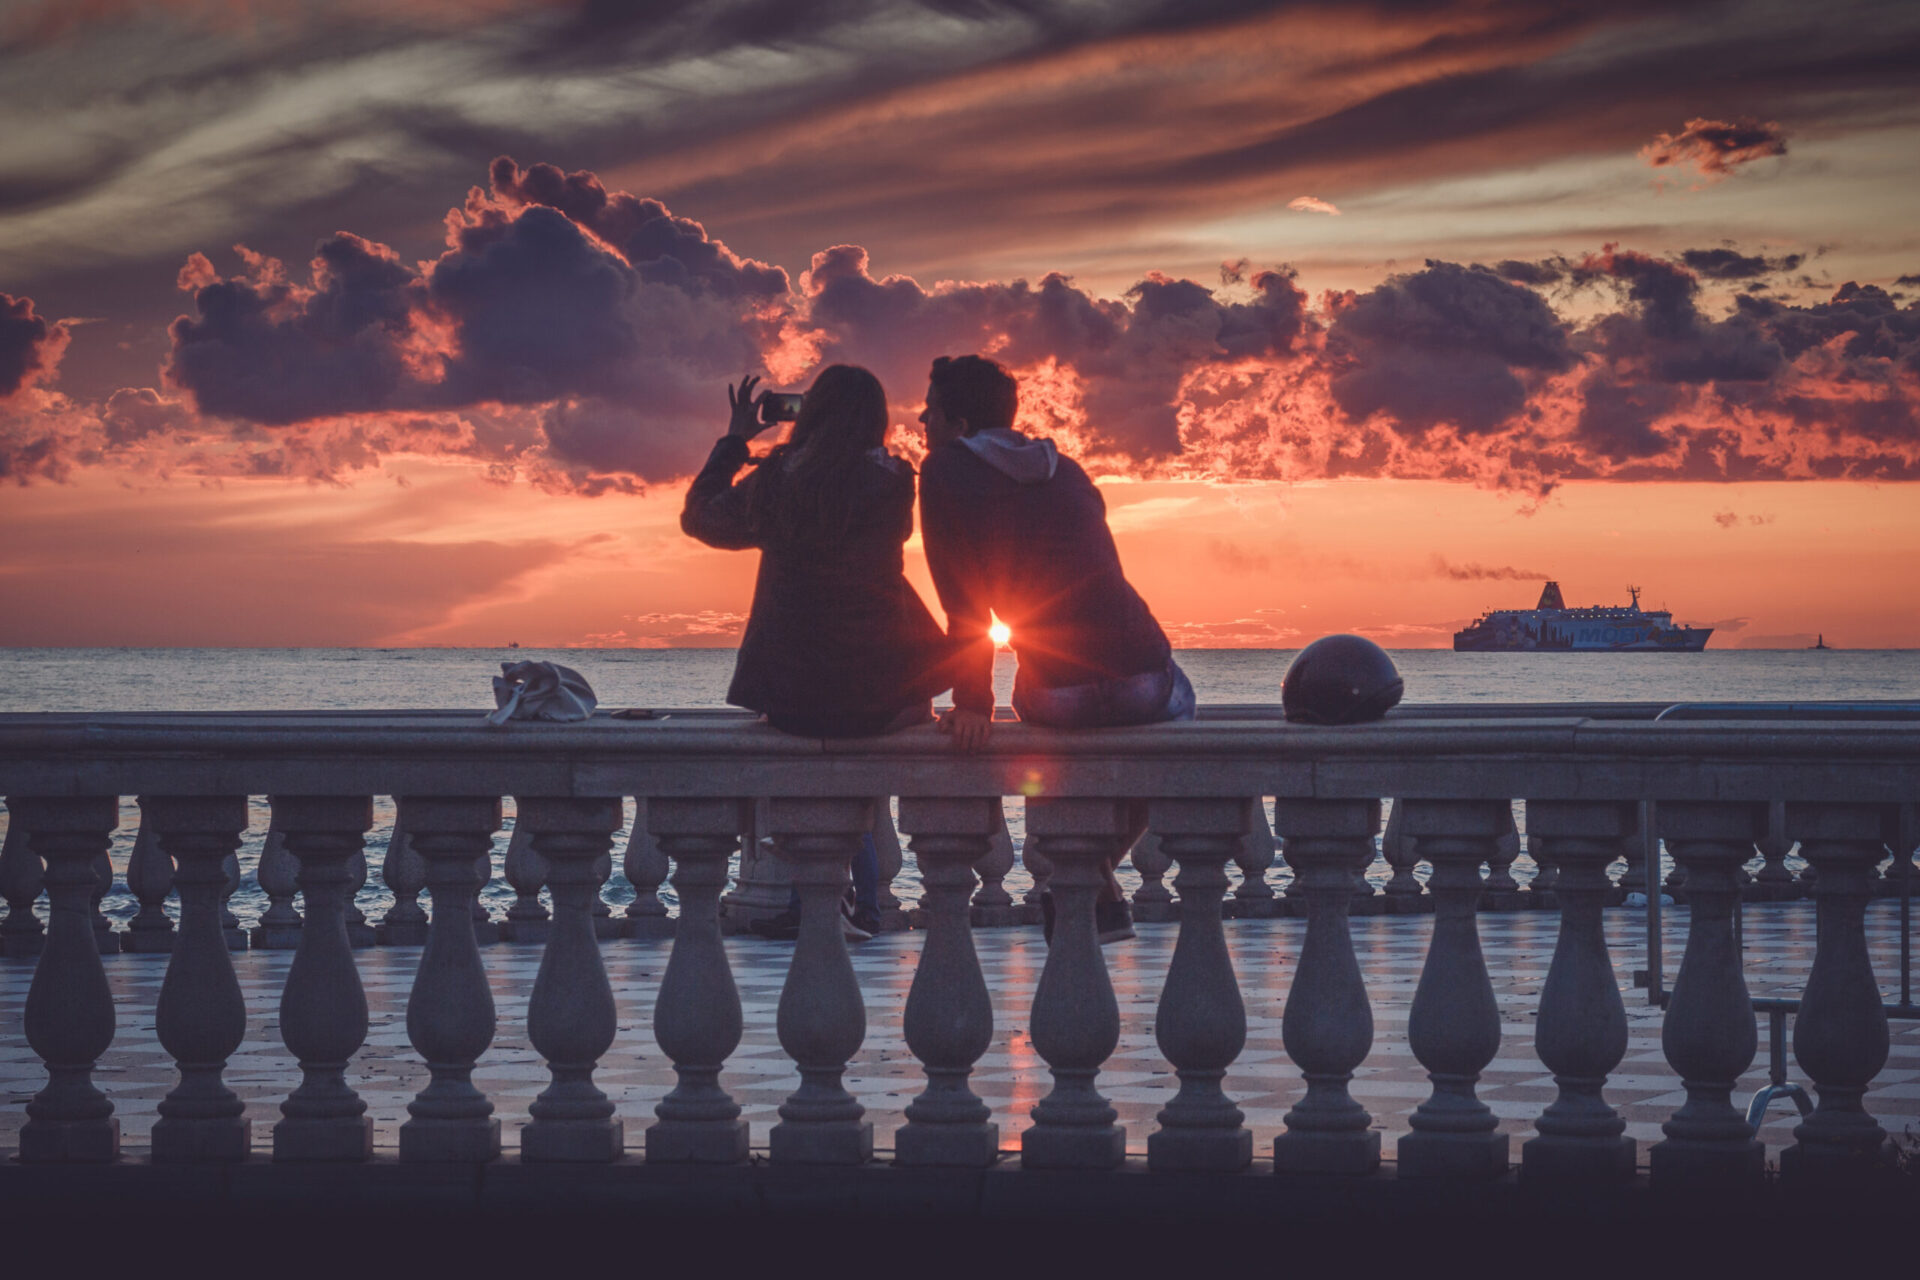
[681,355,1193,943]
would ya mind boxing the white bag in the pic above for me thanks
[487,661,597,727]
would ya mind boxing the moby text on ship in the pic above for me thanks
[1452,582,1713,652]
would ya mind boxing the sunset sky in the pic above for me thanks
[3,0,1917,649]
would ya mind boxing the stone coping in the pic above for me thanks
[1,705,1917,802]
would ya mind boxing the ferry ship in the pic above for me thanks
[1452,582,1712,652]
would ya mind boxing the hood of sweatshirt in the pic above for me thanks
[957,427,1058,484]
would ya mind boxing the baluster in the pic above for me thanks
[15,795,121,1162]
[722,798,792,932]
[122,802,175,953]
[146,794,252,1162]
[218,849,247,949]
[272,795,375,1161]
[90,844,117,953]
[1780,803,1893,1183]
[0,817,46,958]
[1796,857,1818,895]
[874,796,906,930]
[1526,832,1558,909]
[1381,801,1424,913]
[895,797,1000,1167]
[343,845,374,947]
[591,848,619,938]
[517,796,625,1161]
[374,808,428,945]
[1520,801,1637,1182]
[252,820,304,949]
[1272,835,1296,912]
[1648,802,1764,1190]
[1396,799,1509,1177]
[471,849,501,943]
[1231,798,1280,918]
[766,797,874,1164]
[1021,797,1127,1169]
[645,798,750,1162]
[1128,829,1175,923]
[1482,808,1524,911]
[1348,833,1381,915]
[623,797,674,939]
[1020,799,1054,922]
[501,820,549,944]
[1524,801,1557,906]
[1147,798,1252,1172]
[969,804,1017,927]
[1748,800,1796,901]
[1664,848,1689,900]
[1271,799,1381,1174]
[397,795,503,1162]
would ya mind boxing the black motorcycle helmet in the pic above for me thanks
[1282,634,1405,724]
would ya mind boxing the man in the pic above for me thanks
[917,354,1195,943]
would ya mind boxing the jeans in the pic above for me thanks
[1012,657,1197,729]
[1012,660,1193,905]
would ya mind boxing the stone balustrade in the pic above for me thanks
[0,706,1915,1196]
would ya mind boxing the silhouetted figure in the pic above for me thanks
[917,354,1193,942]
[683,365,952,937]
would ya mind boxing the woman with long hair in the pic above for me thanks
[683,362,950,735]
[681,364,952,936]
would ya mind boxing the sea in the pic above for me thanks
[3,646,1916,928]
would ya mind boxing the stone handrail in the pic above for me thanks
[1,707,1914,1191]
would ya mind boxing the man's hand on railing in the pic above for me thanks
[938,706,992,751]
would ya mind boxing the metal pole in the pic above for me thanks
[1643,799,1664,1007]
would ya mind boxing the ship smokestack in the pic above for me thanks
[1537,581,1565,610]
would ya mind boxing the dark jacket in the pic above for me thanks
[681,435,951,737]
[919,428,1171,717]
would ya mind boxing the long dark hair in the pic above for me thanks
[748,364,892,543]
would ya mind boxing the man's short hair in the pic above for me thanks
[929,354,1018,435]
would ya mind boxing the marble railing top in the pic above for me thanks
[2,704,1917,803]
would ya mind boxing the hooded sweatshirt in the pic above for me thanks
[920,427,1171,716]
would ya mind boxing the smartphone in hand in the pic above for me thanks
[759,393,804,423]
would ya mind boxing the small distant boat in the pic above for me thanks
[507,641,521,649]
[1810,634,1831,650]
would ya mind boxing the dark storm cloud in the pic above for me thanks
[1741,281,1920,364]
[1680,248,1803,279]
[167,233,424,424]
[1493,259,1563,285]
[1572,375,1683,461]
[0,291,77,483]
[485,158,788,300]
[160,164,784,484]
[100,386,192,445]
[1575,247,1783,384]
[804,246,1307,455]
[9,153,1911,496]
[1324,261,1573,435]
[0,292,66,397]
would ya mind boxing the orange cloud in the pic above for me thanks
[1642,117,1788,181]
[3,158,1915,504]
